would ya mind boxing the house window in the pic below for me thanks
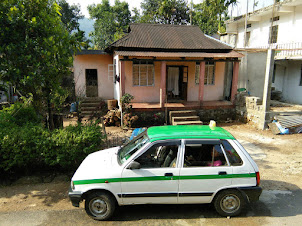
[245,31,251,47]
[269,25,278,44]
[133,61,154,86]
[300,65,302,86]
[270,16,280,22]
[108,64,114,82]
[195,62,215,85]
[272,64,276,83]
[246,23,251,28]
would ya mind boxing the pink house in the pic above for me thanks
[74,24,243,111]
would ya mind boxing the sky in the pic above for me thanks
[66,0,276,19]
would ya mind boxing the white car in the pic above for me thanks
[69,125,262,220]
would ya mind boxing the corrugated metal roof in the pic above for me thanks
[115,50,243,58]
[111,24,232,50]
[76,50,109,55]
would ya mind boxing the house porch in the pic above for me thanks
[118,51,243,110]
[132,100,233,112]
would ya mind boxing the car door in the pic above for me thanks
[178,139,233,204]
[120,140,181,205]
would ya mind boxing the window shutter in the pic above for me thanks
[108,64,114,82]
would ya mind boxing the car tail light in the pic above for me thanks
[256,172,260,186]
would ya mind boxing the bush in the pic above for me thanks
[0,122,105,179]
[0,102,41,127]
[43,123,105,169]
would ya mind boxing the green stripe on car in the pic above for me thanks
[73,173,256,185]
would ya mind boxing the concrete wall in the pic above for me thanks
[238,51,267,99]
[225,4,302,48]
[239,52,302,104]
[272,63,286,92]
[74,54,114,100]
[123,59,226,103]
[281,60,302,104]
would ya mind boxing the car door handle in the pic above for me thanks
[218,171,227,175]
[165,173,173,177]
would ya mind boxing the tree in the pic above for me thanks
[58,0,90,49]
[131,7,141,23]
[193,0,237,34]
[58,0,83,33]
[88,0,131,50]
[0,0,79,129]
[140,0,189,24]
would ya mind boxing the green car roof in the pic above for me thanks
[147,125,235,142]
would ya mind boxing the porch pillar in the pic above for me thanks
[198,61,205,105]
[231,61,239,104]
[160,61,166,108]
[120,61,125,96]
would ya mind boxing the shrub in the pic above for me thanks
[120,93,134,113]
[0,122,105,179]
[43,123,105,169]
[0,102,41,127]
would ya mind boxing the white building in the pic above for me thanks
[221,0,302,104]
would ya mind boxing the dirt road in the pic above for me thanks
[1,123,302,225]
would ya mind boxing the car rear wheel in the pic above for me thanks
[214,189,245,217]
[85,191,116,220]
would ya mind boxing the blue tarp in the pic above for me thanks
[129,128,146,140]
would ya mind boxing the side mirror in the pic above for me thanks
[127,161,141,170]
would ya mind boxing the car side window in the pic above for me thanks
[184,141,227,167]
[135,142,180,168]
[222,140,243,166]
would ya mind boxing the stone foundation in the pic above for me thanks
[236,92,269,128]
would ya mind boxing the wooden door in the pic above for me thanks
[86,69,98,97]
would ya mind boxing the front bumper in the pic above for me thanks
[239,186,262,202]
[68,187,82,207]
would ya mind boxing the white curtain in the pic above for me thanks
[167,67,179,96]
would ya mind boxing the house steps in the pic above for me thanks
[169,110,203,126]
[80,97,104,117]
[173,120,203,125]
[169,110,197,123]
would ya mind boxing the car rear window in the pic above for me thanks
[222,140,243,166]
[184,141,227,167]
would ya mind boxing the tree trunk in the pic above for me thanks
[47,91,54,130]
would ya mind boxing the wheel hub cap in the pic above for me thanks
[221,195,240,213]
[91,199,107,215]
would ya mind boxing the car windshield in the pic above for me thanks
[117,131,149,165]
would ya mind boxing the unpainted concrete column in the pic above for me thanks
[198,61,205,105]
[120,61,125,96]
[160,61,166,108]
[231,61,240,104]
[260,49,275,130]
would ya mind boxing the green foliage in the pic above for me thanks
[0,124,50,172]
[58,0,90,48]
[43,123,105,168]
[0,0,80,125]
[0,122,105,178]
[88,0,131,49]
[134,112,165,127]
[140,0,189,24]
[0,101,41,127]
[120,93,134,113]
[58,0,84,33]
[193,0,237,34]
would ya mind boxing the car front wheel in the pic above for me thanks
[214,189,245,217]
[85,191,116,220]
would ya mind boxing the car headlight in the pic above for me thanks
[71,181,75,190]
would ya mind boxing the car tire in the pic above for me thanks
[85,191,116,220]
[213,189,245,217]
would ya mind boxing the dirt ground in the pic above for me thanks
[0,122,302,225]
